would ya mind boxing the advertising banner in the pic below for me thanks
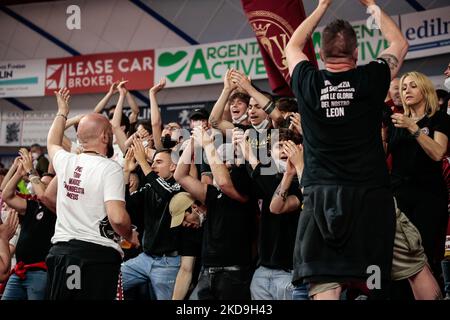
[0,59,46,98]
[45,50,154,95]
[155,38,267,88]
[0,112,23,146]
[401,6,450,59]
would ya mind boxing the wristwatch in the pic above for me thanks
[412,127,421,138]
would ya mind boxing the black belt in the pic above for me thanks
[148,250,179,258]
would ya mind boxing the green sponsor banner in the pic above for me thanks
[155,38,267,88]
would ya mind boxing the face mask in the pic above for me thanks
[232,113,248,124]
[31,152,39,161]
[252,119,270,133]
[273,158,287,173]
[447,108,450,116]
[444,77,450,91]
[161,135,177,149]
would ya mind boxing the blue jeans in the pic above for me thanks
[292,283,309,300]
[1,271,47,300]
[121,252,180,300]
[250,266,294,300]
[442,259,450,295]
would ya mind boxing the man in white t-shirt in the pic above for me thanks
[45,88,139,300]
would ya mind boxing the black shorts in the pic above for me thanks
[46,240,122,300]
[292,185,396,286]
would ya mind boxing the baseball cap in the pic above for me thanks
[189,108,209,120]
[169,192,195,228]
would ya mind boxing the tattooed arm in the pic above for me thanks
[363,1,409,79]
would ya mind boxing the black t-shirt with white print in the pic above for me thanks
[15,200,56,264]
[250,164,302,270]
[290,59,391,187]
[388,111,450,192]
[202,180,255,267]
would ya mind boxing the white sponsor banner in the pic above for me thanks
[313,16,400,68]
[0,110,85,146]
[402,6,450,60]
[0,112,23,146]
[155,38,267,88]
[0,59,45,98]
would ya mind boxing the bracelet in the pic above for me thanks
[263,100,275,115]
[412,127,421,138]
[56,113,68,120]
[30,176,41,184]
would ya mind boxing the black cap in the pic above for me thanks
[189,108,209,120]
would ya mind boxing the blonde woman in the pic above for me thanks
[388,71,450,278]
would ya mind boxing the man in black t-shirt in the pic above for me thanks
[174,128,256,300]
[1,163,56,300]
[234,128,303,300]
[285,0,408,299]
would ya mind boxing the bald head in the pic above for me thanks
[77,113,111,145]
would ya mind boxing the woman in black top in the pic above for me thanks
[388,71,450,275]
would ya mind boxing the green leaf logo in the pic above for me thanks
[158,51,189,82]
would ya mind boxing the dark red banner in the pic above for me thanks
[241,0,317,96]
[45,50,154,95]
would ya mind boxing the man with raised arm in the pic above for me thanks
[285,0,408,299]
[45,88,139,300]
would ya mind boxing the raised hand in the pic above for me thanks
[54,87,70,115]
[224,69,238,91]
[108,81,120,95]
[131,137,147,165]
[230,69,252,92]
[289,112,302,135]
[15,163,27,177]
[283,140,304,173]
[124,149,138,173]
[192,126,213,147]
[0,210,19,241]
[149,78,166,95]
[117,80,128,96]
[18,148,34,173]
[11,156,21,169]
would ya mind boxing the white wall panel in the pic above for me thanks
[8,23,42,58]
[128,16,170,51]
[42,1,76,43]
[68,29,100,54]
[83,0,117,37]
[3,41,29,60]
[0,11,19,50]
[101,0,144,51]
[33,39,70,59]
